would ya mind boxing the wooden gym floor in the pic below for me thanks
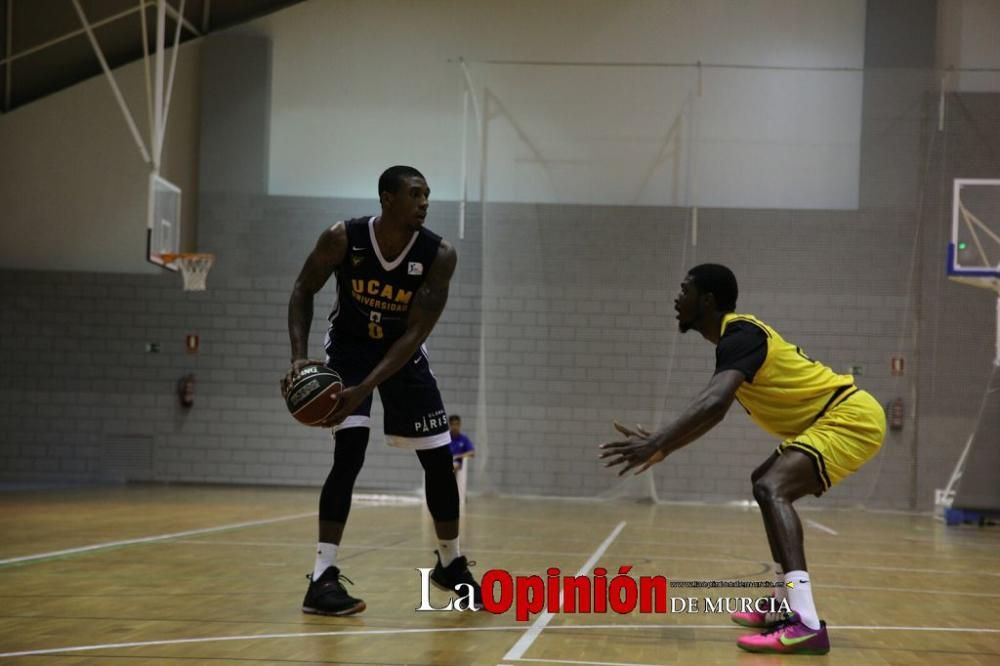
[1,484,999,665]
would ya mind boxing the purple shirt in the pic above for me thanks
[449,434,474,468]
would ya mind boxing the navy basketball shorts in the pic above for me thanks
[324,338,450,450]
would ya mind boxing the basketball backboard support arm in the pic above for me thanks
[937,293,1000,511]
[71,0,190,173]
[71,0,151,165]
[159,1,186,166]
[73,0,193,270]
[456,57,483,241]
[938,178,1000,517]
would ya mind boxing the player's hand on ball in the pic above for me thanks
[281,358,323,398]
[600,421,666,476]
[319,384,367,427]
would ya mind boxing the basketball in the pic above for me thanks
[285,364,344,426]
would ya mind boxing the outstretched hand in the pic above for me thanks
[612,421,651,439]
[599,421,667,476]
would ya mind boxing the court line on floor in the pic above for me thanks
[507,658,662,666]
[0,512,316,567]
[502,521,627,662]
[490,533,999,564]
[4,578,994,605]
[630,521,1000,550]
[3,622,999,659]
[805,518,838,535]
[832,583,1000,599]
[462,505,1000,539]
[511,532,992,557]
[173,538,1000,578]
[0,626,523,658]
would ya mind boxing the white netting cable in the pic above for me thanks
[860,91,942,507]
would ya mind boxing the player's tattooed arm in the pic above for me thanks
[324,241,457,425]
[362,240,456,390]
[409,239,458,327]
[287,222,347,365]
[600,370,744,475]
[410,244,455,318]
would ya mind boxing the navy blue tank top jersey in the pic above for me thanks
[328,216,442,346]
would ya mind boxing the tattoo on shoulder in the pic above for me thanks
[415,282,448,314]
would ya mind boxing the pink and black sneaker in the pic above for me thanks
[730,595,787,629]
[736,612,830,655]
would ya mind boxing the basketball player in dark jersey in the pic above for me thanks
[284,166,481,615]
[601,264,885,655]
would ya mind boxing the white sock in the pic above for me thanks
[784,570,820,630]
[313,542,338,580]
[438,537,461,567]
[774,563,786,602]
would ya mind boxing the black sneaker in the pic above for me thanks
[302,566,366,616]
[429,551,482,609]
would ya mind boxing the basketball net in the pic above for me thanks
[163,253,215,291]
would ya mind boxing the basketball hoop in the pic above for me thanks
[161,253,215,291]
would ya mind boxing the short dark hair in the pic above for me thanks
[687,264,738,312]
[378,165,425,198]
[448,414,461,424]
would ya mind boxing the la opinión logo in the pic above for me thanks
[415,566,790,620]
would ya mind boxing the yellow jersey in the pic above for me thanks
[717,313,854,439]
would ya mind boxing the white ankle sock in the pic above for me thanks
[438,537,461,567]
[313,542,338,580]
[774,563,786,602]
[784,570,820,630]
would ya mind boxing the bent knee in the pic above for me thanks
[750,451,780,485]
[752,478,772,504]
[752,477,793,505]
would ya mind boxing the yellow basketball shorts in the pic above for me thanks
[778,389,886,492]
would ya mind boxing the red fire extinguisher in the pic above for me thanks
[178,374,195,408]
[888,397,904,430]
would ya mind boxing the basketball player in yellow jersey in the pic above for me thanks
[601,264,885,655]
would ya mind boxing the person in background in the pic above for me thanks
[448,415,475,471]
[449,415,475,505]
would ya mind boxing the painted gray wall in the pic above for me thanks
[198,34,271,195]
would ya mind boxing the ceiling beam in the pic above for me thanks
[0,0,200,69]
[4,0,12,111]
[0,3,144,68]
[164,0,200,38]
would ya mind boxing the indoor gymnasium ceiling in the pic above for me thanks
[0,0,303,113]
